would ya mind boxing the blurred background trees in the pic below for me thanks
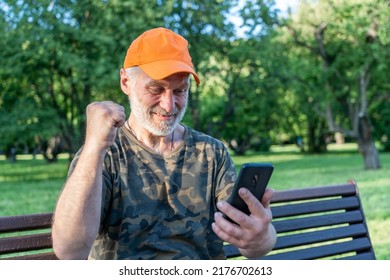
[1,0,389,169]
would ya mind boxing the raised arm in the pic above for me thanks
[52,101,125,259]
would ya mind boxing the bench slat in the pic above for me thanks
[272,197,359,218]
[274,224,368,250]
[273,210,363,233]
[0,213,53,233]
[4,252,58,260]
[0,233,53,254]
[271,182,357,203]
[223,244,241,258]
[259,237,372,260]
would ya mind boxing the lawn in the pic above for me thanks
[1,144,389,259]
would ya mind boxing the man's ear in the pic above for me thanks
[120,68,131,96]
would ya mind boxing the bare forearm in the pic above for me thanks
[52,147,105,259]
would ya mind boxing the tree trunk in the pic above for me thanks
[307,116,328,153]
[7,146,17,163]
[354,61,381,170]
[357,114,381,169]
[38,136,62,163]
[358,140,380,169]
[228,138,250,156]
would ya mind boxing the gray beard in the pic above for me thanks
[128,95,187,136]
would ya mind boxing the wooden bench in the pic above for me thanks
[0,212,57,260]
[0,180,375,260]
[224,180,376,260]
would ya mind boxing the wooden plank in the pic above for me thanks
[3,252,58,260]
[258,237,372,260]
[271,183,357,203]
[223,244,241,258]
[272,197,360,218]
[0,213,53,233]
[0,233,52,254]
[273,210,363,233]
[273,224,368,250]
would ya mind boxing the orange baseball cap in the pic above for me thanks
[123,27,200,84]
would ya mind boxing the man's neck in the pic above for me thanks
[125,119,184,155]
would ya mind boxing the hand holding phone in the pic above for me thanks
[224,163,274,223]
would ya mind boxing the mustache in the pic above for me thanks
[150,107,180,116]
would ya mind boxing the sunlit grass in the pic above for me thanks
[0,157,68,216]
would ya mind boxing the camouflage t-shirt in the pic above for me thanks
[68,125,236,260]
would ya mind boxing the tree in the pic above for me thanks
[279,0,390,168]
[0,0,169,160]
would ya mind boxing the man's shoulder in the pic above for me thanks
[186,126,225,146]
[182,126,233,164]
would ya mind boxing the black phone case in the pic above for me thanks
[225,163,274,222]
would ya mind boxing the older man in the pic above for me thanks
[52,27,276,260]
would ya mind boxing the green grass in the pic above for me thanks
[0,154,69,216]
[1,144,389,259]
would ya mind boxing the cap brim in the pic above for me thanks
[139,60,200,84]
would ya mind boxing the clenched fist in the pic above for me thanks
[84,101,126,152]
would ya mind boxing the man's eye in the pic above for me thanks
[148,87,164,94]
[175,88,188,95]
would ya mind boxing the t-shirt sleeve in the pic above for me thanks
[214,146,236,203]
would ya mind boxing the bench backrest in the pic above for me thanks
[224,180,376,260]
[0,212,57,260]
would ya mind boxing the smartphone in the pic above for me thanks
[224,163,274,223]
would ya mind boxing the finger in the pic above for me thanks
[111,107,126,127]
[85,102,125,150]
[103,102,125,128]
[216,200,248,226]
[212,212,243,245]
[261,188,274,208]
[238,187,265,218]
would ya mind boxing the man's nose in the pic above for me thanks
[159,91,175,113]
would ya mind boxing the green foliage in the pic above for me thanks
[0,96,60,150]
[0,0,168,157]
[193,1,282,154]
[371,100,390,151]
[1,0,389,166]
[273,0,390,160]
